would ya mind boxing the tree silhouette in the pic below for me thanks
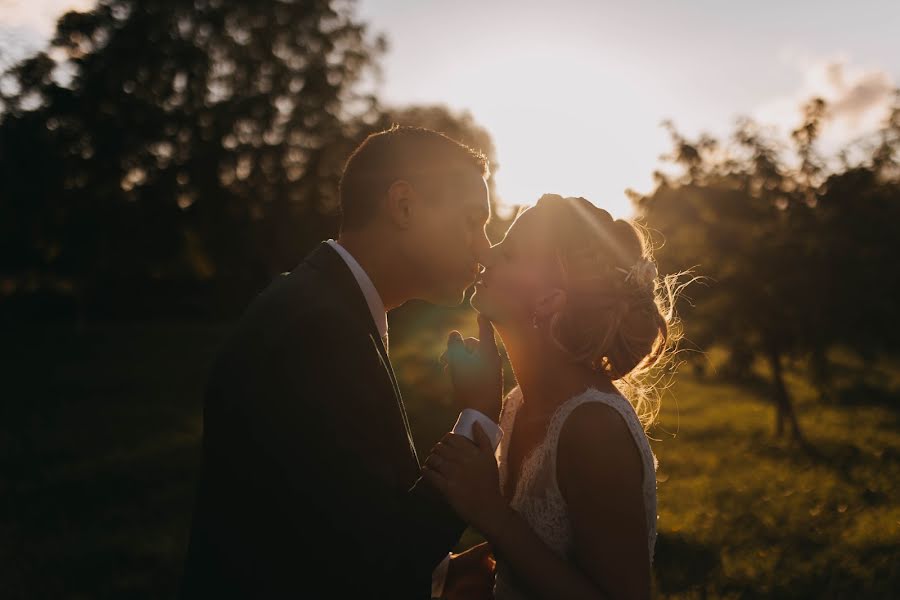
[1,0,385,318]
[0,2,510,321]
[635,93,900,447]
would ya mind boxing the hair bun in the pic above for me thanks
[617,259,658,289]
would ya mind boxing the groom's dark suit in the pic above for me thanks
[179,242,465,599]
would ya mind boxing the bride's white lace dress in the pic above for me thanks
[492,385,658,599]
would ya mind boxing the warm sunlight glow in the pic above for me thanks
[6,0,900,221]
[359,1,900,221]
[376,35,670,219]
[452,41,666,218]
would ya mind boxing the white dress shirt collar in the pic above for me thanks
[324,239,388,342]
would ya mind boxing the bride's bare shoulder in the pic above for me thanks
[556,400,643,492]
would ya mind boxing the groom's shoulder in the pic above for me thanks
[237,262,355,339]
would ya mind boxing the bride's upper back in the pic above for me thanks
[495,385,658,563]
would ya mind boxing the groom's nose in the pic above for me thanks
[473,231,492,263]
[475,243,496,269]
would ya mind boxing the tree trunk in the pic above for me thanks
[766,348,812,450]
[810,345,833,403]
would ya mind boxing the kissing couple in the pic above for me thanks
[180,126,673,599]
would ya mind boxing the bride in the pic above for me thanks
[423,193,681,599]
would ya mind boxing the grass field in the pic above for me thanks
[2,307,898,598]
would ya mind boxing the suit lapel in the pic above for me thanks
[369,333,420,467]
[304,242,420,468]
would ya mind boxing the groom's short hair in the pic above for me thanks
[339,125,489,230]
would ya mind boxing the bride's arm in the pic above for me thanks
[557,403,652,598]
[424,408,650,600]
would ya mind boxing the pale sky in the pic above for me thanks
[3,0,899,217]
[357,0,900,216]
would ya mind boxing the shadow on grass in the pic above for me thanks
[653,531,720,597]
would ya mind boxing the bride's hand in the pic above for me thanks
[423,423,509,535]
[440,314,503,422]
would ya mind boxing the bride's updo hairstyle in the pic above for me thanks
[533,194,685,430]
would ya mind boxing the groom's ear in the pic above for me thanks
[385,179,415,229]
[535,288,567,318]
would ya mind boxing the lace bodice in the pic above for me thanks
[493,385,658,599]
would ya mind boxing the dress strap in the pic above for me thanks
[544,387,659,563]
[545,388,657,480]
[496,386,524,493]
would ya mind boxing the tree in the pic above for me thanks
[1,0,385,317]
[633,93,900,448]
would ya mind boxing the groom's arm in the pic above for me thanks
[257,317,471,593]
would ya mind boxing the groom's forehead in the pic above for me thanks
[469,201,491,223]
[458,176,490,216]
[430,172,488,216]
[462,195,490,224]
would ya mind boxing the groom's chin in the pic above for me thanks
[468,289,486,313]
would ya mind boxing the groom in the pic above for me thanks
[179,126,503,598]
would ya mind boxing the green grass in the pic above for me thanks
[1,310,898,598]
[649,376,899,598]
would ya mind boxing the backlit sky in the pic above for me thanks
[3,0,899,217]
